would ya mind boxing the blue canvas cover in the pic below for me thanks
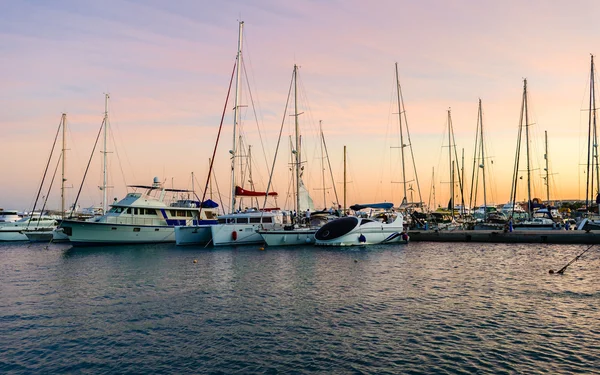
[350,203,394,211]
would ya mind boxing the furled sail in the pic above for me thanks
[298,178,315,212]
[235,186,278,197]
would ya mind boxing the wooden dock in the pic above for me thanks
[407,229,600,244]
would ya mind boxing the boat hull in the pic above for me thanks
[61,220,176,246]
[315,216,408,246]
[211,224,265,246]
[0,229,29,241]
[259,228,316,246]
[174,225,213,245]
[24,228,69,242]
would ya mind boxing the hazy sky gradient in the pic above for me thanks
[2,0,600,212]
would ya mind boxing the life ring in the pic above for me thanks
[232,231,238,241]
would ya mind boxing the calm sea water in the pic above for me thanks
[1,241,599,374]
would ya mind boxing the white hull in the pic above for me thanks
[259,228,316,246]
[211,223,265,246]
[316,229,409,246]
[62,221,176,245]
[0,229,29,241]
[174,225,213,245]
[315,215,409,247]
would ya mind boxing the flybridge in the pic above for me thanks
[128,185,192,193]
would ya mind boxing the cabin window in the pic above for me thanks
[133,228,140,232]
[122,208,129,214]
[205,212,215,219]
[111,227,117,230]
[175,210,187,217]
[218,218,227,224]
[262,217,273,223]
[236,218,249,224]
[249,218,261,224]
[155,228,159,231]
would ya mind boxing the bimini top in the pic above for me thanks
[350,203,394,211]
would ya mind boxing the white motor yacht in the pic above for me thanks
[314,203,409,246]
[0,209,21,224]
[60,178,219,246]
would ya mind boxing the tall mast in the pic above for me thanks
[230,21,243,214]
[544,130,550,203]
[479,99,487,221]
[586,54,599,211]
[61,113,67,219]
[321,125,340,209]
[191,171,195,199]
[595,57,600,210]
[343,145,347,213]
[208,159,213,200]
[461,148,465,216]
[395,63,408,203]
[319,120,326,209]
[523,79,532,218]
[293,64,301,214]
[448,109,454,220]
[102,93,109,214]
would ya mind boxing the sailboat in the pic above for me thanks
[430,109,465,230]
[468,99,507,230]
[509,79,561,231]
[208,21,283,247]
[1,115,68,241]
[258,64,326,246]
[24,113,70,242]
[576,54,600,231]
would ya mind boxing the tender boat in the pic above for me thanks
[314,203,409,246]
[60,177,218,246]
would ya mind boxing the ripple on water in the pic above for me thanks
[0,242,599,374]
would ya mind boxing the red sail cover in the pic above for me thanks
[235,186,278,197]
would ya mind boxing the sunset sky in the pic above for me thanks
[2,0,600,213]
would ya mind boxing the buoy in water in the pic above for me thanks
[259,247,265,251]
[548,269,554,274]
[193,259,198,263]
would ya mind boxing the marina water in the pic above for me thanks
[1,241,599,374]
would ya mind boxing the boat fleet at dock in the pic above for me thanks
[5,23,600,248]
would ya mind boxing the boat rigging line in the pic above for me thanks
[549,244,596,274]
[196,60,236,220]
